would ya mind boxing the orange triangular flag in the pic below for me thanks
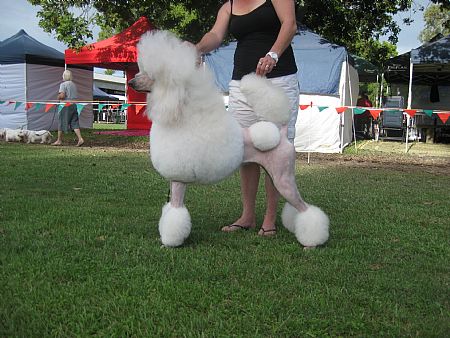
[25,102,33,110]
[64,102,72,107]
[403,109,417,117]
[368,109,382,119]
[110,104,120,109]
[136,104,146,115]
[45,103,55,112]
[437,112,450,124]
[299,104,310,110]
[335,106,347,114]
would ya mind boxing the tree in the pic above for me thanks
[26,0,448,64]
[419,3,450,43]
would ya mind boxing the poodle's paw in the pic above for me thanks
[158,203,191,247]
[282,203,329,247]
[249,121,280,151]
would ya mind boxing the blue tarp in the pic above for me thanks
[0,29,64,65]
[205,26,348,95]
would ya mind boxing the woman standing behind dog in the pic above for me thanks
[52,70,84,146]
[195,0,299,236]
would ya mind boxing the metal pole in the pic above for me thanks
[405,59,414,153]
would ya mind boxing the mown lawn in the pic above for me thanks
[1,138,449,337]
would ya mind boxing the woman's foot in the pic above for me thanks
[51,141,62,146]
[221,223,255,232]
[258,226,277,237]
[76,139,84,147]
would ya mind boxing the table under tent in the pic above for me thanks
[205,26,359,153]
[0,30,92,130]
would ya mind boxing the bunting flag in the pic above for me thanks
[7,101,15,105]
[120,103,131,111]
[404,109,417,117]
[353,108,367,115]
[318,106,328,112]
[34,103,43,111]
[45,103,55,112]
[25,102,33,110]
[423,109,434,117]
[0,100,5,105]
[335,106,347,114]
[437,113,450,124]
[368,109,382,119]
[98,103,106,112]
[64,102,72,107]
[57,104,65,113]
[110,104,121,109]
[76,103,87,115]
[136,104,146,115]
[14,101,23,110]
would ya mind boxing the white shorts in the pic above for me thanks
[228,73,299,141]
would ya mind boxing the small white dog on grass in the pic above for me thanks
[4,129,26,142]
[23,130,53,144]
[129,30,329,249]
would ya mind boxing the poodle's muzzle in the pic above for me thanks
[128,72,154,93]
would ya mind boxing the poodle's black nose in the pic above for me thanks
[128,78,136,89]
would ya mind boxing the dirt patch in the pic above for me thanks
[296,152,450,176]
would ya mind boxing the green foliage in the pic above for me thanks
[25,0,446,66]
[419,3,450,43]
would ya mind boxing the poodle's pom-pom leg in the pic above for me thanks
[282,203,329,247]
[158,202,191,247]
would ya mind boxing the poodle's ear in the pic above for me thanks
[148,83,187,126]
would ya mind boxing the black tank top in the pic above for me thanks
[229,0,297,80]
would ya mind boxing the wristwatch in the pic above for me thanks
[266,51,279,64]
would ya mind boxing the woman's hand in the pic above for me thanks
[183,41,203,67]
[256,54,277,76]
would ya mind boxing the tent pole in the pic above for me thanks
[340,56,349,154]
[379,73,384,108]
[375,73,380,108]
[405,59,414,153]
[346,55,357,152]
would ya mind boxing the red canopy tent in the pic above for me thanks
[65,17,155,130]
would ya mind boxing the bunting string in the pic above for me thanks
[0,99,449,123]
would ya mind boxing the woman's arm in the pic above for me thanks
[257,0,297,75]
[269,0,297,57]
[196,2,231,54]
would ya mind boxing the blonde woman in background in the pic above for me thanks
[52,70,84,146]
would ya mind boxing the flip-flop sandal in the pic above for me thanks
[258,227,277,237]
[221,224,253,232]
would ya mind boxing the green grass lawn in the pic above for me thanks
[1,140,449,337]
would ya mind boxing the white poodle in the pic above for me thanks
[129,30,329,248]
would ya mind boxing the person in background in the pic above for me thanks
[355,91,374,139]
[195,0,299,236]
[52,69,84,146]
[357,92,373,108]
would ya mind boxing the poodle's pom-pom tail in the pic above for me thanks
[249,121,280,151]
[158,203,191,247]
[240,73,290,124]
[282,203,329,247]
